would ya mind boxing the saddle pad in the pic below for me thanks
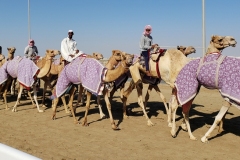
[175,54,240,109]
[7,57,39,88]
[56,57,107,97]
[0,61,9,84]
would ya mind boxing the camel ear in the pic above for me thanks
[177,46,180,50]
[51,50,54,53]
[93,52,96,56]
[46,50,50,53]
[121,52,126,56]
[112,50,116,55]
[7,48,10,51]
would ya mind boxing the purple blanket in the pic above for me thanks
[0,61,9,84]
[0,56,39,87]
[56,57,107,97]
[175,54,240,109]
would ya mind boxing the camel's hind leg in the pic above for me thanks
[76,84,84,106]
[12,85,24,112]
[67,87,78,123]
[152,85,168,115]
[51,98,59,120]
[32,85,43,112]
[61,95,70,113]
[41,82,47,108]
[201,101,231,143]
[97,95,106,119]
[27,91,36,107]
[82,91,92,126]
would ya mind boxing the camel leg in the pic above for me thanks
[97,95,106,119]
[152,85,168,115]
[136,82,154,126]
[76,84,84,106]
[61,95,70,113]
[201,101,231,143]
[218,113,226,133]
[144,85,153,111]
[32,85,43,112]
[27,91,36,107]
[181,98,196,140]
[82,91,92,126]
[103,89,119,130]
[3,79,12,110]
[51,98,59,120]
[67,87,78,123]
[170,95,179,137]
[109,87,117,100]
[12,85,24,112]
[41,82,47,108]
[121,80,135,119]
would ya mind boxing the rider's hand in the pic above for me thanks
[75,50,79,54]
[69,54,75,58]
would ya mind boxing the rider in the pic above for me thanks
[24,39,38,60]
[61,30,83,63]
[139,25,155,76]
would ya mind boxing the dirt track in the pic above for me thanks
[0,82,240,160]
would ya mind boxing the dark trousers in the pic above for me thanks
[141,50,150,71]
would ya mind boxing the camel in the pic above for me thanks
[126,36,236,128]
[169,35,237,143]
[118,46,196,122]
[0,47,16,110]
[8,50,56,112]
[75,50,123,119]
[51,52,134,130]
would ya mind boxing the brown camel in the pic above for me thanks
[51,53,134,130]
[118,46,196,123]
[11,50,56,112]
[0,47,16,110]
[75,50,123,119]
[168,35,237,142]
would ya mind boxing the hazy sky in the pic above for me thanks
[1,0,239,58]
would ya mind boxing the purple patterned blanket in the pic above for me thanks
[175,54,240,109]
[0,56,39,87]
[56,57,107,97]
[0,61,9,84]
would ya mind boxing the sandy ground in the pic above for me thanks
[0,82,240,160]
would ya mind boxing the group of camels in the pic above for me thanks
[0,34,238,143]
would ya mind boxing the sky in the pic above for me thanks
[0,0,239,59]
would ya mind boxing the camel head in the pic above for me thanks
[111,50,122,61]
[177,46,187,54]
[223,36,237,48]
[92,52,104,60]
[54,50,61,56]
[121,52,134,67]
[7,47,16,55]
[210,35,225,50]
[45,50,59,60]
[184,46,196,56]
[0,54,5,61]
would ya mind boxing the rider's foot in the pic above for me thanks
[146,71,152,77]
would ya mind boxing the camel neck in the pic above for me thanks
[105,57,120,70]
[104,62,128,82]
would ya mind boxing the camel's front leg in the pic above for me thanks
[3,78,12,110]
[103,90,119,130]
[144,85,153,111]
[12,85,23,112]
[28,91,36,107]
[61,95,70,113]
[41,82,47,108]
[67,87,78,124]
[51,98,59,120]
[136,83,154,126]
[32,85,43,112]
[201,101,231,143]
[82,91,92,126]
[170,95,179,137]
[76,84,84,106]
[152,85,168,116]
[121,80,135,119]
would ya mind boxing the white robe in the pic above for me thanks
[61,37,83,62]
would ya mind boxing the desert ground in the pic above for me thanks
[0,81,240,160]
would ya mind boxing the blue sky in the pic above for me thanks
[1,0,239,58]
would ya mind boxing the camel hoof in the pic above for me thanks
[168,123,172,128]
[65,110,70,114]
[5,107,10,110]
[123,115,129,119]
[51,115,56,120]
[42,104,47,108]
[170,130,176,138]
[82,123,89,127]
[112,127,120,131]
[38,110,44,113]
[147,120,154,126]
[190,136,197,141]
[181,123,188,131]
[201,137,209,143]
[100,114,106,119]
[12,109,17,112]
[74,121,80,124]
